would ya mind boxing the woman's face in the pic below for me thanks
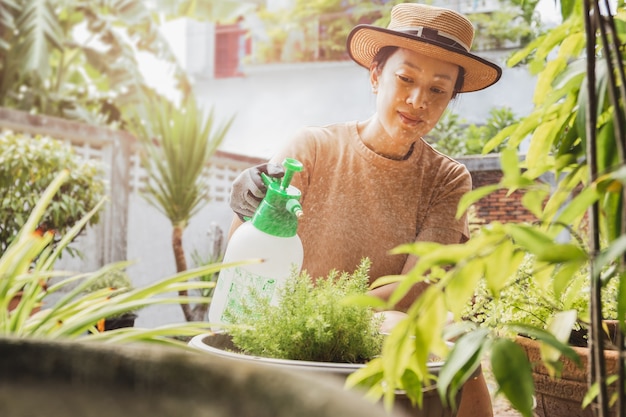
[370,48,459,146]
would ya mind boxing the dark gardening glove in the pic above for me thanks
[229,163,285,220]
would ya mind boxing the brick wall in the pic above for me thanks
[470,169,537,225]
[458,155,537,228]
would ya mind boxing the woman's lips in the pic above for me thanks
[398,111,421,126]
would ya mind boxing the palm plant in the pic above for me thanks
[347,1,626,417]
[129,91,233,322]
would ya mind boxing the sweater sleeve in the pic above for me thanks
[417,162,472,244]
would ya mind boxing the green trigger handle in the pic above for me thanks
[243,158,303,222]
[261,158,303,190]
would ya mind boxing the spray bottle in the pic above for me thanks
[208,158,304,326]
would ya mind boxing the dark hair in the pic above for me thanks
[371,46,465,97]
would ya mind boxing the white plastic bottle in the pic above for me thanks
[208,158,304,327]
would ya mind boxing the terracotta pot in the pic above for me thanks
[515,323,619,417]
[190,332,462,417]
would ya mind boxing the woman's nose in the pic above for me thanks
[407,88,427,109]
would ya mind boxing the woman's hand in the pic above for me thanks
[229,163,285,219]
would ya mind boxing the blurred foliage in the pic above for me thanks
[0,130,105,255]
[0,0,253,127]
[466,254,619,336]
[1,171,226,345]
[426,107,519,156]
[250,0,543,64]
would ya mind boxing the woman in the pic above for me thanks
[229,4,501,417]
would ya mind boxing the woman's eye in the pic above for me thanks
[397,74,412,83]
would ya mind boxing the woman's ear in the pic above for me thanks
[369,63,380,93]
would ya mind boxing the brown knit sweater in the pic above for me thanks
[269,121,471,283]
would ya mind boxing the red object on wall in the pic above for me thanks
[215,21,250,78]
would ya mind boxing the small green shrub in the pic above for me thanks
[465,254,619,343]
[0,130,106,253]
[83,268,138,320]
[228,258,384,363]
[83,268,133,293]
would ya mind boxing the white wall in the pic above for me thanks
[126,195,234,327]
[191,51,536,160]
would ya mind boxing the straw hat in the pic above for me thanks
[347,3,502,92]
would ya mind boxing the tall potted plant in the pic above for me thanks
[82,267,140,331]
[347,2,626,417]
[128,91,233,322]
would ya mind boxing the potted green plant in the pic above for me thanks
[466,254,620,417]
[82,267,140,331]
[190,259,458,417]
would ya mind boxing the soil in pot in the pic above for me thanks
[101,313,137,331]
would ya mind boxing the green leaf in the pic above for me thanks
[521,188,550,219]
[552,260,586,301]
[541,310,578,367]
[483,124,517,154]
[597,119,620,176]
[551,184,599,232]
[560,0,578,20]
[595,235,626,274]
[506,324,582,366]
[15,0,64,74]
[499,148,522,185]
[533,57,567,105]
[583,375,619,410]
[618,271,626,339]
[525,118,558,176]
[490,338,535,417]
[437,329,490,408]
[457,185,500,219]
[484,240,524,295]
[445,258,483,319]
[507,224,587,263]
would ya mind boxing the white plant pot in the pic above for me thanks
[189,332,459,417]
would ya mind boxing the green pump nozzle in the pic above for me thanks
[251,158,303,237]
